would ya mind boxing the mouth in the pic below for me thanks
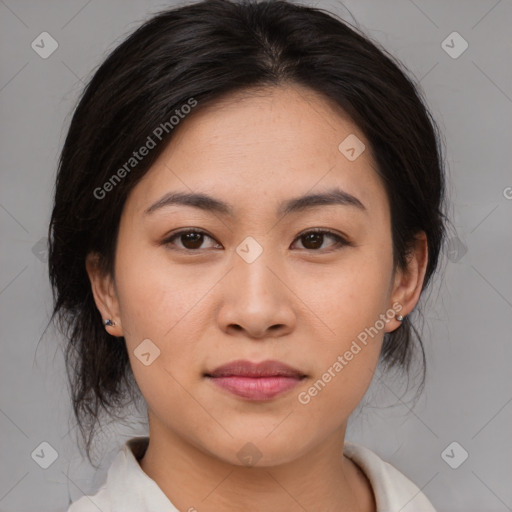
[204,359,307,401]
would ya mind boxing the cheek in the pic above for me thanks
[295,247,393,338]
[113,241,218,395]
[114,239,208,341]
[295,346,380,444]
[296,275,388,428]
[292,248,392,413]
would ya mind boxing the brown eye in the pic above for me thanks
[164,230,219,251]
[301,232,324,249]
[178,232,204,249]
[292,229,349,251]
[163,228,350,253]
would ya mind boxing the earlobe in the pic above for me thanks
[387,232,429,332]
[85,252,123,336]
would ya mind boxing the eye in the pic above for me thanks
[163,228,350,252]
[163,229,220,251]
[291,229,350,251]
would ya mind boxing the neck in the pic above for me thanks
[138,420,375,512]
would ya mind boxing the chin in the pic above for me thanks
[200,431,310,469]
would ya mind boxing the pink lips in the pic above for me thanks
[205,359,306,401]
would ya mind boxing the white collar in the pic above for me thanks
[88,436,436,512]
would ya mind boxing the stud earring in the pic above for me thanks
[104,319,116,327]
[396,314,404,322]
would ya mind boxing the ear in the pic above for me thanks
[386,231,429,333]
[85,252,123,337]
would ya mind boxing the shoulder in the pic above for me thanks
[66,484,109,512]
[344,442,437,512]
[66,436,178,512]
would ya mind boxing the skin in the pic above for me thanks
[86,84,428,512]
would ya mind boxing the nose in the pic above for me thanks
[216,249,296,340]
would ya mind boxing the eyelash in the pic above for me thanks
[162,228,351,253]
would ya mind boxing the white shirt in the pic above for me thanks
[67,436,436,511]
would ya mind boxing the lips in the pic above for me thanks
[205,359,306,379]
[205,360,307,401]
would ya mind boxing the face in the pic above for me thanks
[89,84,423,467]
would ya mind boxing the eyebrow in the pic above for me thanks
[144,187,366,217]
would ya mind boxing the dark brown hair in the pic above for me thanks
[48,0,446,464]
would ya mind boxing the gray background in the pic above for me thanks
[1,0,511,510]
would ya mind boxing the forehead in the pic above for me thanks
[167,85,363,170]
[124,84,388,222]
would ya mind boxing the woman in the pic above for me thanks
[49,0,446,510]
